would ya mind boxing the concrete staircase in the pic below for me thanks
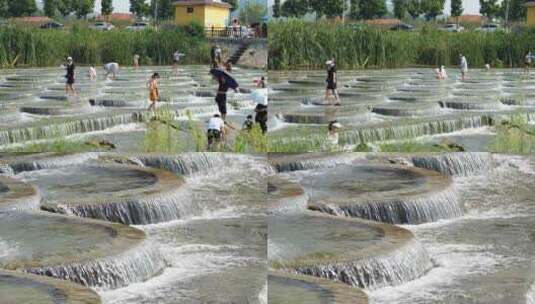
[229,42,250,65]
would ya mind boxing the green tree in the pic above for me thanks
[130,0,150,17]
[501,0,526,22]
[223,0,238,12]
[450,0,463,18]
[349,0,358,19]
[44,0,58,18]
[309,0,344,19]
[239,2,267,23]
[0,0,8,18]
[150,0,173,20]
[72,0,95,18]
[101,0,113,16]
[479,0,500,19]
[407,0,421,19]
[393,0,407,19]
[281,0,308,18]
[58,0,73,16]
[421,0,444,20]
[8,0,37,16]
[273,0,280,18]
[358,0,387,19]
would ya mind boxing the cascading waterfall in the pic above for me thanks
[115,153,248,176]
[44,185,196,225]
[270,154,360,173]
[25,241,166,290]
[0,112,147,145]
[341,115,491,145]
[2,153,101,174]
[291,239,432,290]
[412,152,492,176]
[309,187,462,224]
[271,115,492,147]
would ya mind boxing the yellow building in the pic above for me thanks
[527,1,535,26]
[174,0,232,27]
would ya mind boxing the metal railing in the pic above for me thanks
[205,26,267,39]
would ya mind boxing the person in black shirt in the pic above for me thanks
[215,75,230,120]
[324,58,340,105]
[65,56,76,96]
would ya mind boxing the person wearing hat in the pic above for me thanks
[147,72,160,112]
[327,120,342,147]
[325,58,340,105]
[65,56,76,96]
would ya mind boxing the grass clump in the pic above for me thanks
[142,106,183,153]
[233,124,268,153]
[489,114,535,153]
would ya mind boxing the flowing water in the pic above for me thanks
[0,66,265,150]
[369,155,535,304]
[269,69,535,151]
[100,154,269,303]
[269,153,535,303]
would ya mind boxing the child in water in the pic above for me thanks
[148,73,160,112]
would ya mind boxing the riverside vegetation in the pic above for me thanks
[0,22,209,67]
[269,19,535,70]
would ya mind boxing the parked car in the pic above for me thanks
[440,23,464,32]
[390,23,414,31]
[126,22,150,31]
[89,21,115,31]
[475,23,502,33]
[40,22,64,29]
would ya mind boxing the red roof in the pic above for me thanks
[10,16,52,24]
[448,15,487,24]
[96,13,135,21]
[364,18,401,26]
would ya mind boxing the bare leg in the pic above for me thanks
[148,101,156,112]
[333,89,340,104]
[324,89,331,103]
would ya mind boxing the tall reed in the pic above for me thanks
[269,19,535,70]
[0,24,210,67]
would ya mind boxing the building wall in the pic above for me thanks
[528,7,535,26]
[175,5,229,27]
[204,6,230,27]
[175,5,205,26]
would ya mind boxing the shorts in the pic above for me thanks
[326,82,337,90]
[525,62,531,67]
[207,129,221,145]
[66,76,75,85]
[215,94,227,115]
[173,59,179,64]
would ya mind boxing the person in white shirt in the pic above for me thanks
[133,54,140,69]
[88,66,97,80]
[207,114,225,150]
[459,54,468,81]
[104,62,119,80]
[326,120,342,148]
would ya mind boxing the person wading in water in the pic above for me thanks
[325,58,340,105]
[148,73,160,112]
[65,57,76,96]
